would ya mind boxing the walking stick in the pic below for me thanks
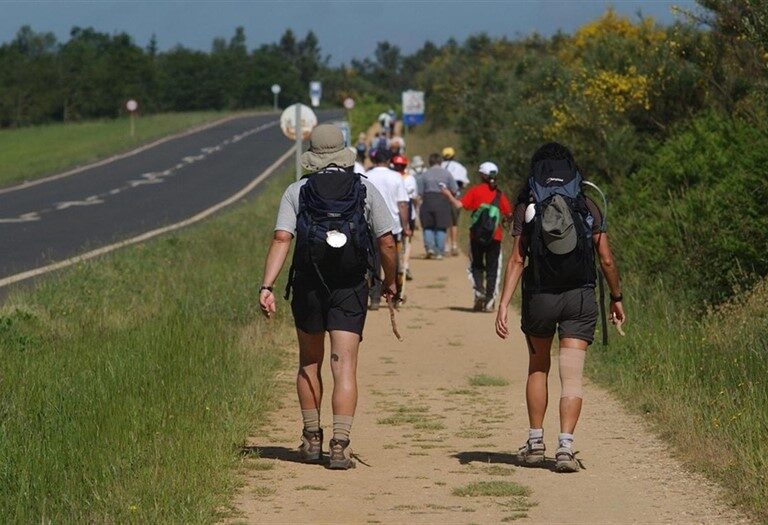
[386,297,403,342]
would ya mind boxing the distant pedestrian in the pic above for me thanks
[260,124,398,470]
[417,153,457,259]
[495,142,626,473]
[409,155,426,178]
[366,148,411,308]
[442,161,513,311]
[441,147,470,256]
[355,132,367,162]
[391,154,418,282]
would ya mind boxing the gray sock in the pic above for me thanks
[301,408,320,433]
[333,415,354,441]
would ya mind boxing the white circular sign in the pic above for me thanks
[280,103,318,140]
[126,99,138,112]
[343,97,355,110]
[271,84,281,95]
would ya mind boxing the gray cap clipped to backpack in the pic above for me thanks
[542,195,577,254]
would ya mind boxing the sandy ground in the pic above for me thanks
[230,235,749,524]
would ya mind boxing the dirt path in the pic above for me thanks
[231,235,749,524]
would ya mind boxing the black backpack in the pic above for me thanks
[523,158,596,293]
[469,190,503,246]
[284,169,375,299]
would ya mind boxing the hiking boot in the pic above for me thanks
[368,300,380,311]
[473,295,485,311]
[555,446,580,473]
[451,246,460,256]
[299,429,323,462]
[425,250,435,260]
[405,269,413,281]
[435,254,444,260]
[328,438,356,470]
[517,439,545,466]
[484,296,496,312]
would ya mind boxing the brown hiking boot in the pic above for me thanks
[555,446,580,473]
[299,429,323,462]
[517,439,545,466]
[328,438,356,470]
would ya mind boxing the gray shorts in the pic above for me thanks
[521,287,597,344]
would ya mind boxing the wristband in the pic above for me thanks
[260,286,273,293]
[610,293,623,303]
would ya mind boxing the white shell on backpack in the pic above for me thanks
[525,203,536,224]
[326,230,348,248]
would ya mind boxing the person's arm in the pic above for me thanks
[398,201,411,236]
[594,232,626,324]
[378,232,398,299]
[440,186,464,209]
[495,234,526,339]
[259,230,293,319]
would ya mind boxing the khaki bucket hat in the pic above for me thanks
[300,124,356,172]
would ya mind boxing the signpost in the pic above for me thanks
[402,90,425,126]
[309,81,322,108]
[280,103,318,180]
[126,99,138,138]
[271,84,281,110]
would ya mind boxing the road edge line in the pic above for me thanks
[0,145,296,289]
[0,112,276,196]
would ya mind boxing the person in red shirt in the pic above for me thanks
[441,161,513,311]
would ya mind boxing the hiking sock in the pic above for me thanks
[558,433,574,449]
[301,408,320,433]
[333,415,354,442]
[528,428,544,443]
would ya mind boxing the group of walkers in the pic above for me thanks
[259,124,626,472]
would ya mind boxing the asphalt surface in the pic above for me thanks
[0,111,338,284]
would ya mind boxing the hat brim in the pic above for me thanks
[300,147,356,172]
[543,228,577,255]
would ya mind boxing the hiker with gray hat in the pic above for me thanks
[260,124,398,469]
[495,142,626,473]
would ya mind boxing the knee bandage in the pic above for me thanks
[559,347,586,399]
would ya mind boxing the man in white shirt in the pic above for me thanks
[441,147,470,256]
[366,148,411,309]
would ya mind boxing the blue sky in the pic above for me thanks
[2,1,698,64]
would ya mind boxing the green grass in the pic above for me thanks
[468,374,509,387]
[0,166,295,522]
[452,481,530,498]
[0,111,241,187]
[588,277,768,521]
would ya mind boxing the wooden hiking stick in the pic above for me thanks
[386,297,403,342]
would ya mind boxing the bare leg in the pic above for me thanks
[449,225,459,252]
[526,335,554,428]
[296,329,325,410]
[559,337,588,434]
[329,330,361,416]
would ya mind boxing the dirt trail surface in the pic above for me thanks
[232,236,749,524]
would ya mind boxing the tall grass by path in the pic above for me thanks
[0,111,247,187]
[588,277,768,520]
[0,166,296,522]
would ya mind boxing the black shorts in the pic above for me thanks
[291,279,369,337]
[450,205,460,226]
[521,287,598,344]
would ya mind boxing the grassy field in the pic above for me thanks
[0,111,246,187]
[0,165,295,522]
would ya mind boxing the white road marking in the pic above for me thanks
[0,212,41,224]
[0,145,296,289]
[55,195,104,210]
[0,113,275,196]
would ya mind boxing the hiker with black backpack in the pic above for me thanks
[259,124,398,470]
[441,161,513,312]
[495,142,626,473]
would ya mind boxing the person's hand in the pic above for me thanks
[495,304,509,339]
[260,288,276,319]
[610,300,626,325]
[382,280,397,302]
[439,186,452,198]
[404,225,412,237]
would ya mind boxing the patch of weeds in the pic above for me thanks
[426,503,462,511]
[409,452,429,456]
[380,356,395,364]
[501,514,527,522]
[455,429,492,439]
[382,444,399,449]
[247,460,274,471]
[447,340,464,347]
[392,504,418,511]
[482,465,515,476]
[252,485,276,497]
[414,420,445,430]
[452,481,531,498]
[468,374,509,387]
[295,485,327,491]
[435,481,447,486]
[424,283,446,289]
[437,276,449,282]
[406,324,423,329]
[447,388,478,396]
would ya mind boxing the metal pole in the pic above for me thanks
[130,112,135,138]
[295,104,302,181]
[273,93,278,111]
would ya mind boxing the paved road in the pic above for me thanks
[0,111,337,284]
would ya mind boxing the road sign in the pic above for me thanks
[402,90,425,126]
[126,99,138,112]
[280,103,317,141]
[309,81,322,108]
[271,84,281,95]
[343,97,355,110]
